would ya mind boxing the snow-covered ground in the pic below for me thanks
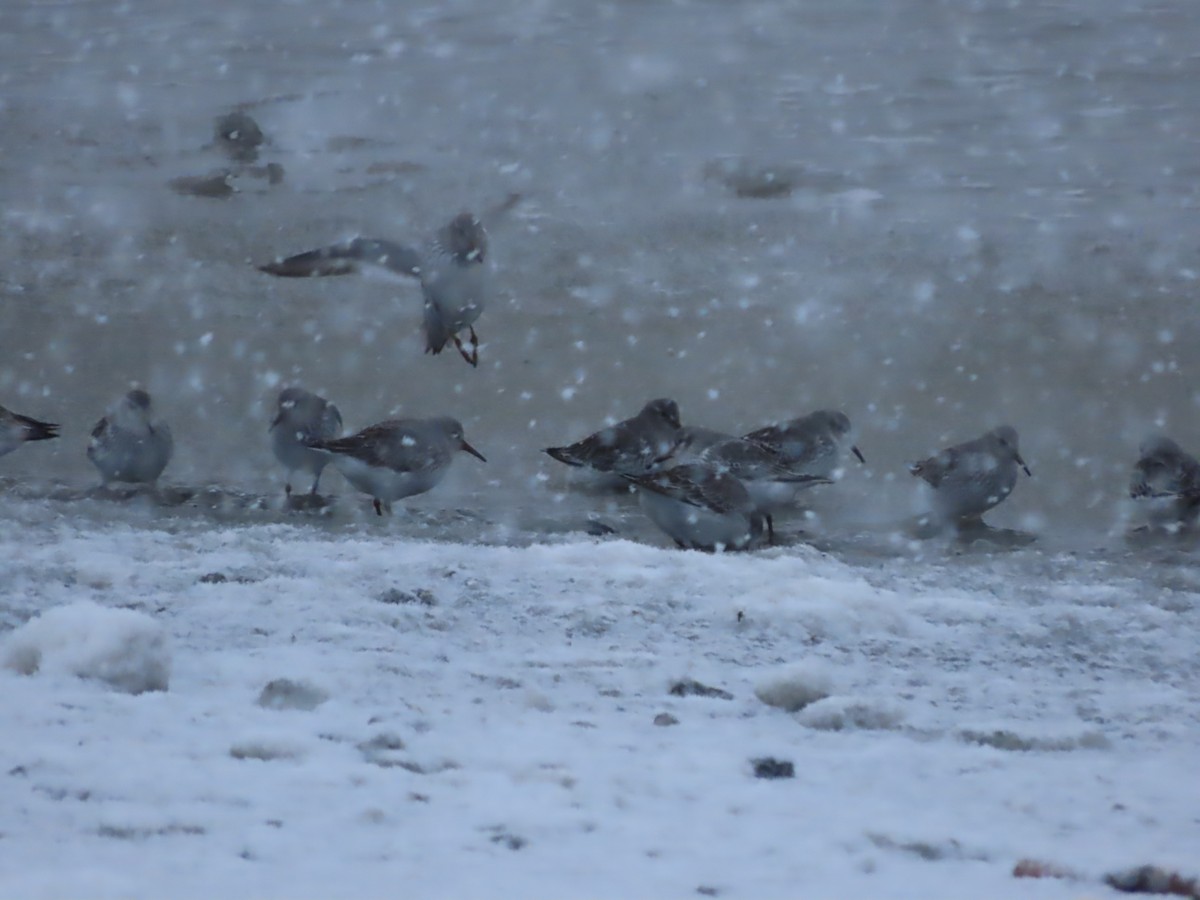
[3,0,1200,895]
[1,501,1197,898]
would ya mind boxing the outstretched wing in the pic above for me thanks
[259,238,423,278]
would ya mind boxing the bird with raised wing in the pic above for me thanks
[260,196,519,367]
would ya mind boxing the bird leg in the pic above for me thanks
[373,498,384,516]
[453,327,479,367]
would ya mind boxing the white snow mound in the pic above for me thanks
[3,601,170,694]
[754,660,834,712]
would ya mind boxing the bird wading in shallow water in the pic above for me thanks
[544,398,684,477]
[0,404,59,459]
[259,195,520,367]
[308,416,486,516]
[270,387,343,498]
[909,425,1031,528]
[87,390,174,486]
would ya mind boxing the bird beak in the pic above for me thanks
[461,439,487,462]
[1016,452,1032,477]
[851,445,866,464]
[270,411,282,430]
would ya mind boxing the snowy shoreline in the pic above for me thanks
[2,510,1197,897]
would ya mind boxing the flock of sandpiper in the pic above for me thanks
[2,382,1196,551]
[3,112,1197,549]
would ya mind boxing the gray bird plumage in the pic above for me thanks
[544,398,683,476]
[909,425,1031,525]
[672,425,737,464]
[700,435,834,525]
[87,390,174,485]
[743,409,865,478]
[270,387,343,496]
[0,404,59,458]
[310,416,486,515]
[625,462,768,552]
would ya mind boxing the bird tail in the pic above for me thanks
[776,474,835,487]
[17,414,59,442]
[423,301,452,355]
[302,436,337,452]
[545,447,583,467]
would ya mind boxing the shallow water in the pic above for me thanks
[3,0,1200,555]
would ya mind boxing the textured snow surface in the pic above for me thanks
[1,508,1197,898]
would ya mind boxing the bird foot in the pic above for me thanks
[453,329,479,367]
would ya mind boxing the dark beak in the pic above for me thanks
[1016,452,1032,477]
[461,439,487,463]
[851,445,866,465]
[270,411,282,431]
